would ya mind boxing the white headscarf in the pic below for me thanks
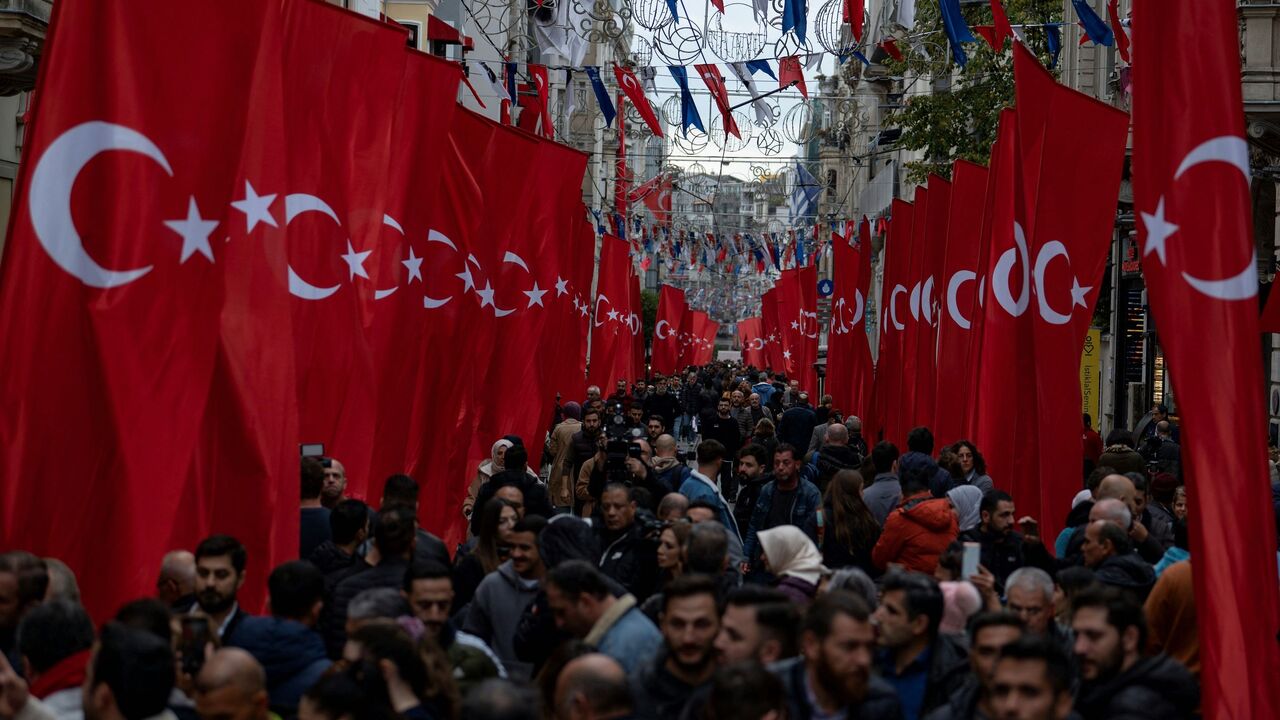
[490,439,513,472]
[758,526,828,586]
[947,485,984,532]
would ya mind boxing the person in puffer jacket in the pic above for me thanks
[871,468,959,574]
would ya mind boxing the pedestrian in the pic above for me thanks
[757,526,828,606]
[871,469,959,575]
[820,469,881,575]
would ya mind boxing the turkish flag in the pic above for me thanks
[528,64,554,139]
[653,285,687,375]
[897,186,929,437]
[1134,2,1280,715]
[875,199,915,447]
[694,64,741,139]
[738,316,767,368]
[990,0,1015,49]
[1013,43,1128,549]
[542,215,594,404]
[826,220,874,421]
[613,66,664,138]
[629,173,673,225]
[962,121,1008,440]
[775,267,818,393]
[589,235,641,389]
[933,160,989,447]
[910,176,951,435]
[853,218,876,434]
[366,52,462,494]
[686,310,718,365]
[761,288,786,371]
[778,56,808,99]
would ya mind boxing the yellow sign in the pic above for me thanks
[1080,328,1101,420]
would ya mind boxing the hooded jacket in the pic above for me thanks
[771,657,904,720]
[228,617,331,712]
[812,444,861,491]
[463,560,541,681]
[899,451,956,499]
[652,456,690,496]
[1075,654,1198,720]
[680,469,740,539]
[1093,551,1157,602]
[514,517,606,675]
[871,492,959,574]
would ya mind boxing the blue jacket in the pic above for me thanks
[751,382,775,406]
[679,470,741,540]
[595,605,663,675]
[899,451,954,498]
[228,616,331,711]
[742,471,821,564]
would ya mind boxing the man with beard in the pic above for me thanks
[773,590,902,720]
[961,491,1041,590]
[873,571,969,720]
[923,612,1025,720]
[1080,521,1156,602]
[989,637,1075,720]
[402,560,503,694]
[701,397,743,497]
[713,586,798,666]
[1070,586,1197,719]
[190,535,252,644]
[731,445,770,536]
[319,457,347,510]
[466,516,548,682]
[630,576,721,719]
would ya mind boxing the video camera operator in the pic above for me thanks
[574,401,666,517]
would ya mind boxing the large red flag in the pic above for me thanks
[652,285,687,375]
[876,200,914,446]
[1013,43,1129,551]
[911,176,951,434]
[761,288,786,372]
[898,187,929,435]
[825,225,859,416]
[738,317,768,368]
[933,161,989,447]
[853,219,876,433]
[686,310,719,365]
[1135,2,1280,715]
[589,235,640,389]
[613,66,664,138]
[629,173,673,225]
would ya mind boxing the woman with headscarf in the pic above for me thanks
[947,485,984,535]
[464,439,512,525]
[757,525,829,605]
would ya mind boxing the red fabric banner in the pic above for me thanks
[910,175,951,433]
[875,200,914,447]
[613,66,664,138]
[825,224,859,417]
[528,63,553,138]
[686,311,719,365]
[844,0,864,40]
[652,284,687,375]
[694,63,741,139]
[778,56,808,99]
[737,316,767,368]
[589,234,641,390]
[761,288,786,372]
[932,160,989,447]
[898,186,929,436]
[1134,2,1280,714]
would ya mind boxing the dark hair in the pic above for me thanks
[871,441,900,474]
[685,523,728,575]
[1071,585,1147,649]
[461,679,539,720]
[268,561,324,620]
[1125,472,1148,495]
[602,482,638,504]
[803,590,871,637]
[981,490,1014,518]
[826,470,878,553]
[403,560,452,593]
[351,624,429,703]
[114,599,173,645]
[935,542,963,581]
[1173,518,1189,551]
[907,427,934,454]
[474,497,518,574]
[901,467,932,497]
[1086,465,1116,493]
[697,439,727,464]
[382,474,420,509]
[17,599,94,673]
[1095,521,1132,555]
[505,445,530,474]
[1055,566,1097,597]
[728,593,800,660]
[374,506,417,558]
[774,443,798,461]
[546,560,611,600]
[194,535,246,573]
[0,552,48,609]
[512,515,548,537]
[707,662,786,720]
[881,571,944,638]
[725,585,790,608]
[996,635,1073,695]
[91,623,175,720]
[331,499,370,546]
[1083,413,1093,427]
[967,611,1025,645]
[950,440,986,476]
[648,415,665,427]
[302,456,325,500]
[737,443,768,465]
[1154,403,1169,415]
[302,673,366,720]
[660,574,719,615]
[1105,429,1135,449]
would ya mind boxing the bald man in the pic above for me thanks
[195,648,269,720]
[554,654,634,720]
[1095,476,1163,563]
[657,493,690,523]
[652,434,689,495]
[156,550,196,610]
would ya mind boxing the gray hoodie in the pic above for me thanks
[463,560,541,681]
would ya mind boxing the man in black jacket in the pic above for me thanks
[325,506,416,655]
[629,576,721,719]
[960,490,1039,590]
[873,571,969,720]
[772,590,903,720]
[922,611,1025,720]
[1071,586,1197,719]
[597,483,658,602]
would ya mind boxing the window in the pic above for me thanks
[398,21,422,50]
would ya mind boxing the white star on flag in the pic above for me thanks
[1140,197,1179,265]
[1071,278,1091,308]
[230,181,277,233]
[164,196,218,263]
[456,265,476,292]
[607,309,620,322]
[402,247,423,283]
[555,276,569,296]
[524,282,547,307]
[476,280,497,307]
[790,321,800,330]
[783,350,792,360]
[341,240,372,280]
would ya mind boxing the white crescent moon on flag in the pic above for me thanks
[423,229,457,309]
[656,319,673,339]
[1033,241,1073,325]
[1173,136,1258,301]
[921,276,935,324]
[594,295,611,327]
[489,252,527,317]
[751,337,766,350]
[909,282,921,321]
[889,285,906,330]
[992,222,1031,317]
[947,270,976,330]
[29,121,172,288]
[284,193,343,301]
[373,213,402,300]
[853,289,865,329]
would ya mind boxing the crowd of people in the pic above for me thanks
[0,361,1245,720]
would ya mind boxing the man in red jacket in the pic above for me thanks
[872,468,959,574]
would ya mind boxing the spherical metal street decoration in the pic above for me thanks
[631,0,676,30]
[814,0,859,56]
[653,23,705,65]
[706,3,768,62]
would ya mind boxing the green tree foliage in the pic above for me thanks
[883,0,1061,184]
[642,288,658,350]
